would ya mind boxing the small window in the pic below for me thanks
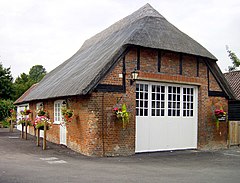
[54,100,63,124]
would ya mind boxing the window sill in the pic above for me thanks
[53,121,61,125]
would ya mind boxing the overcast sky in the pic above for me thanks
[1,0,240,78]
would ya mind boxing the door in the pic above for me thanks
[16,104,29,131]
[60,124,67,145]
[54,100,67,145]
[135,82,198,152]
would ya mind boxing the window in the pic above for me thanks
[54,100,63,124]
[183,87,194,117]
[136,82,196,118]
[36,102,43,117]
[136,83,148,116]
[151,85,165,116]
[168,86,180,116]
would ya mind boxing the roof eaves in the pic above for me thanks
[206,61,236,100]
[82,45,130,95]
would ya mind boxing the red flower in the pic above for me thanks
[215,109,225,117]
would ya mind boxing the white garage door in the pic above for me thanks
[135,82,198,152]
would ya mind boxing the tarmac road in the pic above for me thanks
[0,128,240,183]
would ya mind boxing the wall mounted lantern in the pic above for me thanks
[130,68,139,85]
[62,100,67,107]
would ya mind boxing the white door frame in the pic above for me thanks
[54,100,67,145]
[16,104,29,131]
[60,123,67,145]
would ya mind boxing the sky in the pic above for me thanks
[0,0,240,78]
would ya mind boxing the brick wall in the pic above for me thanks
[209,72,222,91]
[98,46,228,154]
[26,46,228,156]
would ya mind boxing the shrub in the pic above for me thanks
[2,120,10,128]
[0,99,15,121]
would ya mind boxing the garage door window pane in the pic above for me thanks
[136,84,148,116]
[168,86,180,116]
[151,85,165,116]
[183,87,194,117]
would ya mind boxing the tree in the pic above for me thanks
[0,99,14,121]
[29,65,46,83]
[226,46,240,72]
[12,73,32,100]
[0,63,14,99]
[12,65,47,100]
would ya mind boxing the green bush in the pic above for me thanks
[0,99,14,121]
[1,120,10,128]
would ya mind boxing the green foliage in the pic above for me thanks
[227,47,240,72]
[12,65,47,100]
[121,104,129,124]
[0,60,47,101]
[114,104,129,128]
[0,63,14,99]
[12,73,32,100]
[29,65,46,83]
[0,99,14,121]
[1,120,10,128]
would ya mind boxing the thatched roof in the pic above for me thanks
[18,3,220,103]
[224,71,240,100]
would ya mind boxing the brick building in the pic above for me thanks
[224,71,240,121]
[15,4,235,156]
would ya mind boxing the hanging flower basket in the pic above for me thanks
[17,118,32,126]
[113,104,129,128]
[61,107,74,124]
[37,110,46,116]
[20,109,32,116]
[214,108,226,130]
[34,116,51,130]
[35,123,50,130]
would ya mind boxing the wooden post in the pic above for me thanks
[25,123,28,140]
[9,120,13,132]
[21,124,24,139]
[43,121,47,150]
[37,129,40,147]
[34,126,36,136]
[227,120,231,148]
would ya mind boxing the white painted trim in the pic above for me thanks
[16,103,29,131]
[53,100,64,125]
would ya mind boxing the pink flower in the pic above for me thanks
[215,109,225,117]
[113,107,119,111]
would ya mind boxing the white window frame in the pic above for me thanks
[36,102,43,110]
[17,104,29,121]
[136,83,149,116]
[54,100,64,124]
[36,102,43,117]
[136,81,197,118]
[182,87,194,117]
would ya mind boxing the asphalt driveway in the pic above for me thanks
[0,128,240,183]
